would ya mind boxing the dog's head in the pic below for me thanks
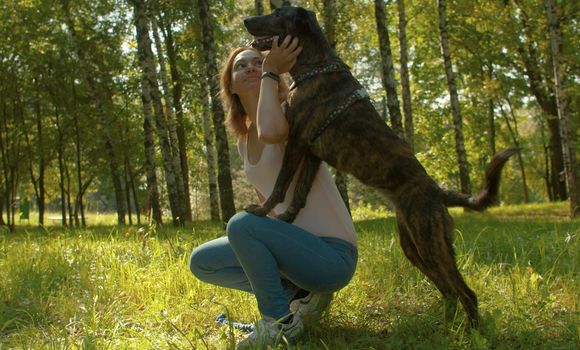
[244,6,320,51]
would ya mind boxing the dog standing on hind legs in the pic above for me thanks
[243,6,518,327]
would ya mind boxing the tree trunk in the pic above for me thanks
[397,0,414,150]
[60,0,126,224]
[374,0,404,138]
[132,0,184,225]
[143,99,163,224]
[512,2,567,201]
[270,0,291,10]
[23,86,45,226]
[131,0,163,225]
[54,107,67,226]
[34,89,46,226]
[201,90,220,221]
[197,0,236,223]
[128,166,141,224]
[487,62,496,156]
[500,101,529,203]
[158,15,192,223]
[151,17,191,222]
[437,0,471,195]
[65,163,74,226]
[545,0,579,217]
[124,158,133,225]
[72,82,86,227]
[255,0,264,15]
[0,103,10,227]
[322,0,350,213]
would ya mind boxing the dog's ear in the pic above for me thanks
[296,7,320,33]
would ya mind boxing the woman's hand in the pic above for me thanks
[262,35,302,74]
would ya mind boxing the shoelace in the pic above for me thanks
[215,313,255,333]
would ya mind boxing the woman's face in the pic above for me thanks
[230,49,263,96]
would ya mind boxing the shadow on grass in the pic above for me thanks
[301,300,578,350]
[0,261,71,337]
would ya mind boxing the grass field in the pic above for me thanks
[1,202,578,349]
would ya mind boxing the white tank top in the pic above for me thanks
[238,138,357,246]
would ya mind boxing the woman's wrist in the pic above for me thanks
[261,71,280,82]
[261,62,280,74]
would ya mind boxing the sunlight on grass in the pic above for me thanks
[1,202,578,349]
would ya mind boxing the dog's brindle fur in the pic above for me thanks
[244,6,517,327]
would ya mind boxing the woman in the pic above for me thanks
[190,35,358,349]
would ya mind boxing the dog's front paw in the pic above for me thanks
[275,210,297,223]
[244,204,269,217]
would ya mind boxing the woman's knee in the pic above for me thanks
[226,211,259,242]
[189,247,205,278]
[189,244,217,280]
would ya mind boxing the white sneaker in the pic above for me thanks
[236,314,304,349]
[290,293,333,325]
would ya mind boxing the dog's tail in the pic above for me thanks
[443,148,519,211]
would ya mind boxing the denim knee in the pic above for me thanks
[226,211,257,243]
[189,245,212,280]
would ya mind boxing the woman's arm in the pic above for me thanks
[256,35,302,144]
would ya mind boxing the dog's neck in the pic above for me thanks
[289,31,344,79]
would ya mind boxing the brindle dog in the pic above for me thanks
[243,6,517,327]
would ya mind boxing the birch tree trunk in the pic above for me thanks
[151,17,192,222]
[437,0,471,195]
[545,0,579,217]
[158,15,192,223]
[132,0,185,225]
[131,0,162,224]
[197,0,236,222]
[202,90,220,221]
[322,0,350,213]
[374,0,404,138]
[397,0,414,150]
[60,0,126,224]
[143,92,163,224]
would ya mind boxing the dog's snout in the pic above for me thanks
[243,17,255,30]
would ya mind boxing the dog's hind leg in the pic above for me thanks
[397,214,458,315]
[244,140,308,217]
[436,212,479,326]
[276,153,322,223]
[409,209,479,326]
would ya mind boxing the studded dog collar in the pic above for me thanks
[289,63,350,90]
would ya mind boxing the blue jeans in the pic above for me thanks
[190,211,357,320]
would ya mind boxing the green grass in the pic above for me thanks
[1,203,578,349]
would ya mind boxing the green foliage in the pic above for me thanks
[1,0,578,221]
[0,203,578,348]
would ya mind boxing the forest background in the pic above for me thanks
[1,0,578,228]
